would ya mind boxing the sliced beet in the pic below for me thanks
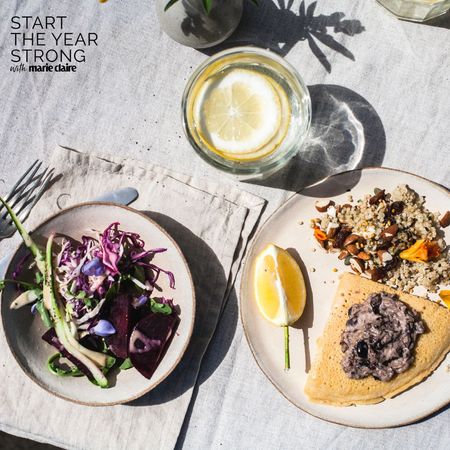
[129,313,179,379]
[42,328,94,381]
[103,294,132,359]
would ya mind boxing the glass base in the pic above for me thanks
[377,0,450,22]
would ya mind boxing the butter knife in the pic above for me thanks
[92,187,138,205]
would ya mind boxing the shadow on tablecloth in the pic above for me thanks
[0,431,60,450]
[201,0,365,73]
[128,212,238,406]
[416,9,450,29]
[246,84,386,194]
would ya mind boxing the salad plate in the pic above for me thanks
[1,202,195,406]
[240,168,450,428]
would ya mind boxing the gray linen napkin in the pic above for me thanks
[0,146,265,450]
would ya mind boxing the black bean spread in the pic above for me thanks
[340,292,425,382]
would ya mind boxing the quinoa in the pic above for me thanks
[311,185,450,295]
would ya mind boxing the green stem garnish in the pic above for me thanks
[35,300,52,328]
[119,357,133,370]
[0,278,38,291]
[47,353,83,377]
[284,325,290,370]
[0,197,45,274]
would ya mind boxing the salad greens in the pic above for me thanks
[0,197,180,388]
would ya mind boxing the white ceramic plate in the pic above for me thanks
[1,203,195,406]
[241,168,450,428]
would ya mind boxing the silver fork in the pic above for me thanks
[0,160,55,239]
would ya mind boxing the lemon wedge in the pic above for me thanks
[254,244,307,369]
[193,69,290,159]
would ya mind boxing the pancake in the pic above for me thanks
[304,273,450,406]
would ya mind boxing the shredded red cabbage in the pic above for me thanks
[55,222,176,328]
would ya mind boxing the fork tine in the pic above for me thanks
[11,167,50,218]
[17,168,55,223]
[4,160,41,202]
[3,160,40,200]
[0,166,48,221]
[4,160,43,207]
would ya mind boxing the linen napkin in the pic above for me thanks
[0,146,266,450]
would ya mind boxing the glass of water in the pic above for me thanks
[182,47,311,180]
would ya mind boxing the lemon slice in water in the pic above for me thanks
[194,69,290,159]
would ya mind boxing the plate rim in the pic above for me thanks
[1,201,196,407]
[240,166,450,429]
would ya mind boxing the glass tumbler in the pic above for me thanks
[182,47,311,180]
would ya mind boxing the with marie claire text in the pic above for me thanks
[9,15,98,73]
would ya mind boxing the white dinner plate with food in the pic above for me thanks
[1,202,195,405]
[241,168,450,428]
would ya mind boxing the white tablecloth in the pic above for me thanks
[0,0,449,449]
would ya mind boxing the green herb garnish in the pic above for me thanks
[119,357,133,370]
[150,298,172,315]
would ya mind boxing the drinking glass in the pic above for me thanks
[182,47,311,180]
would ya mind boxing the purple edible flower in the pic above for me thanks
[81,257,105,276]
[31,303,38,315]
[132,294,148,309]
[91,319,116,337]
